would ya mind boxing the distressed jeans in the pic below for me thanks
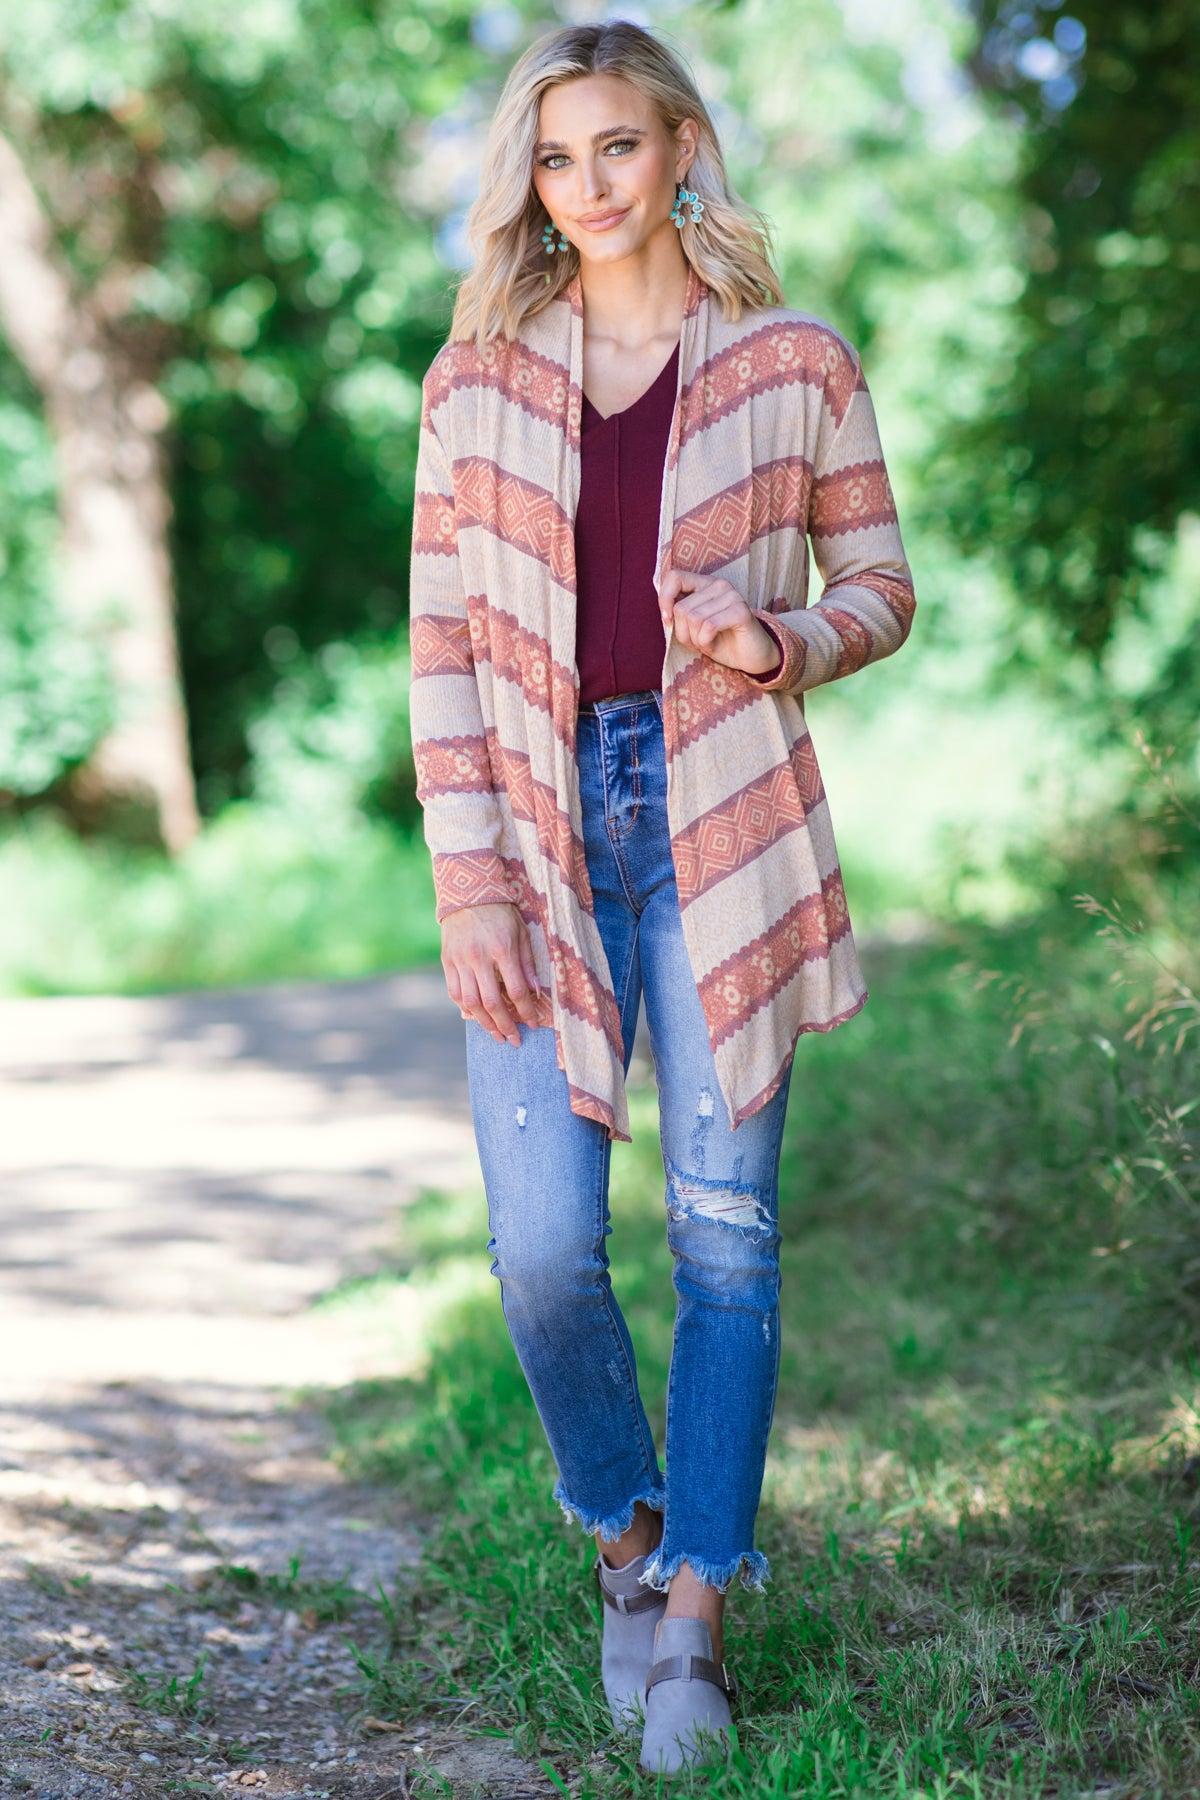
[463,689,794,1594]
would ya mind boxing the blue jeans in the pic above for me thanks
[464,689,794,1595]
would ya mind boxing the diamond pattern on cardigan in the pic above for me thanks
[670,456,812,574]
[669,738,824,910]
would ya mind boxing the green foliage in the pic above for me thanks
[0,805,440,995]
[1,0,1197,884]
[205,1555,362,1622]
[244,631,417,826]
[0,373,113,795]
[938,3,1200,750]
[0,613,113,798]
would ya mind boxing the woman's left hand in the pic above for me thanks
[659,567,780,677]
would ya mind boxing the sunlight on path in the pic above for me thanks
[0,970,551,1795]
[0,971,483,1393]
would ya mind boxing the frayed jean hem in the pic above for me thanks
[637,1545,771,1596]
[552,1474,666,1544]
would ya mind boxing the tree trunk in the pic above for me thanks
[0,127,199,853]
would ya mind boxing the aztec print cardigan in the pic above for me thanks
[409,258,917,1143]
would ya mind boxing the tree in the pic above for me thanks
[0,0,484,828]
[0,114,198,848]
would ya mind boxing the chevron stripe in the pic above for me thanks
[430,847,513,920]
[673,320,863,464]
[662,652,770,757]
[422,337,577,443]
[410,263,915,1144]
[504,859,625,1062]
[410,611,473,681]
[566,1081,620,1135]
[484,727,594,914]
[454,458,576,592]
[466,596,579,749]
[411,488,457,556]
[697,870,854,1049]
[815,605,875,679]
[745,608,808,691]
[729,985,871,1128]
[858,570,918,633]
[671,738,825,908]
[670,456,812,574]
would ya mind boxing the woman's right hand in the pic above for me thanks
[441,902,545,1048]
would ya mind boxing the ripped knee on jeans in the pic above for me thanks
[663,1153,774,1234]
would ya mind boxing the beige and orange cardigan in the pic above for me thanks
[408,259,917,1143]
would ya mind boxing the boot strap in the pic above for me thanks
[593,1553,666,1614]
[644,1649,738,1700]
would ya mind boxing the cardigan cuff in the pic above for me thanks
[747,617,785,683]
[745,609,807,691]
[432,848,515,923]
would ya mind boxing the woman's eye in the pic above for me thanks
[538,138,638,170]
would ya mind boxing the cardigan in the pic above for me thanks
[409,263,916,1141]
[409,259,917,1143]
[576,337,781,700]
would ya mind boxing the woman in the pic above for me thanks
[408,18,916,1777]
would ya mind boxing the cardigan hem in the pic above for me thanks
[729,982,870,1129]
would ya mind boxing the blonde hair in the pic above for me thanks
[447,19,783,349]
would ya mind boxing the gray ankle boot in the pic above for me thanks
[638,1614,738,1775]
[594,1550,668,1732]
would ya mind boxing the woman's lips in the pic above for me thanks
[578,207,630,232]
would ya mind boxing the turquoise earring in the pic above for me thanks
[670,181,704,227]
[541,218,569,254]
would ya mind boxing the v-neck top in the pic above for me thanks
[574,339,782,703]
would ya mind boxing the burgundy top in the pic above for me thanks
[575,339,783,705]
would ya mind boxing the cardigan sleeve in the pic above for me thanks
[408,388,514,924]
[745,337,917,695]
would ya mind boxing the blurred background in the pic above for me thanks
[2,2,1199,1790]
[1,0,1196,988]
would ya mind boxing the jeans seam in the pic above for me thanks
[595,922,659,1486]
[611,831,642,914]
[595,711,615,838]
[599,714,644,912]
[618,908,642,1072]
[760,1261,783,1464]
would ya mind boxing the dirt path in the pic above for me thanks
[0,971,604,1798]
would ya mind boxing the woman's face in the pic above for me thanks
[531,73,693,267]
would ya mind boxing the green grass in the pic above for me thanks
[306,869,1200,1797]
[119,1651,215,1723]
[179,1555,365,1623]
[8,724,1197,1792]
[0,804,443,995]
